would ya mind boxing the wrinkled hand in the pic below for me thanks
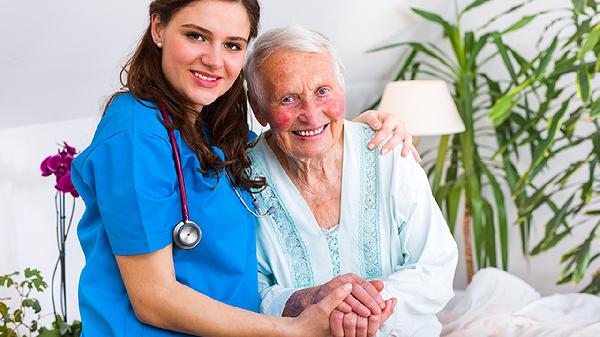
[283,273,384,318]
[329,297,397,337]
[353,110,421,162]
[288,283,353,337]
[315,273,385,317]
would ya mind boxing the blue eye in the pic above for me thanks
[281,96,296,104]
[317,87,330,95]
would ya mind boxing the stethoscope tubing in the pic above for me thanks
[159,102,191,222]
[157,102,275,249]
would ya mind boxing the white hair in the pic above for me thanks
[244,25,345,108]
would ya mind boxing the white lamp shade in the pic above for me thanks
[378,80,465,136]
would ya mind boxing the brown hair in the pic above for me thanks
[107,0,264,190]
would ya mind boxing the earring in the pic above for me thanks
[157,42,163,48]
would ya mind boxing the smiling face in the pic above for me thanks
[252,50,346,160]
[151,0,250,111]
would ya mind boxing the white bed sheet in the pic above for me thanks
[438,268,600,337]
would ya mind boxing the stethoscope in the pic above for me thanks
[158,104,276,250]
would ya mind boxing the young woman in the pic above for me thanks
[71,1,416,336]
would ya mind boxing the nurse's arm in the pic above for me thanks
[115,244,351,337]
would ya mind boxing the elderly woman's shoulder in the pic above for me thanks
[345,120,420,165]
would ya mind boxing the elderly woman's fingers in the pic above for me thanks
[336,300,353,313]
[356,315,369,337]
[367,313,381,337]
[343,294,372,317]
[369,279,384,293]
[360,281,385,310]
[351,283,382,315]
[381,298,397,323]
[330,309,345,337]
[343,312,358,337]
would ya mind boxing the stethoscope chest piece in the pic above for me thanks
[173,220,202,250]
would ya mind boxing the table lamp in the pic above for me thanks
[378,80,465,136]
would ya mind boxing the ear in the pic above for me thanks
[249,95,269,127]
[150,13,164,46]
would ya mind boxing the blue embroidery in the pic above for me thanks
[323,230,342,276]
[359,126,383,279]
[248,150,314,288]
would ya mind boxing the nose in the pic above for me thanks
[297,97,322,124]
[201,43,224,69]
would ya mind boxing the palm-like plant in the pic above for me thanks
[488,0,600,292]
[370,0,600,291]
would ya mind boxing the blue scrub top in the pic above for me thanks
[71,93,259,337]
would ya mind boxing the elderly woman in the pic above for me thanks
[245,26,458,337]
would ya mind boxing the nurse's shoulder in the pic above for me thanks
[95,93,167,142]
[72,93,171,184]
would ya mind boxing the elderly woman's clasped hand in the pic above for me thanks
[282,273,397,337]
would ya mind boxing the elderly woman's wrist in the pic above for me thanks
[282,286,321,317]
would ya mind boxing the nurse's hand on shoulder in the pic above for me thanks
[353,110,421,162]
[285,283,353,337]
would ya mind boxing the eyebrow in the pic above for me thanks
[181,24,248,43]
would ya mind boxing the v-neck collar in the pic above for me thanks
[257,121,351,234]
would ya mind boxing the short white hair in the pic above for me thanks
[244,25,345,108]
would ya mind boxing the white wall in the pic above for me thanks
[0,0,593,322]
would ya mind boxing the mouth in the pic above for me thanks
[192,71,220,81]
[190,70,222,88]
[292,123,328,137]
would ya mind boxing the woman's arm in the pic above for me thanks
[116,244,351,337]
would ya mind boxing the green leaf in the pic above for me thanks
[0,302,8,317]
[531,229,571,255]
[502,15,537,34]
[483,200,497,267]
[446,182,463,234]
[581,161,595,204]
[462,0,493,14]
[411,8,451,31]
[573,224,599,283]
[479,0,533,31]
[536,37,558,77]
[488,95,515,126]
[38,329,61,337]
[577,24,600,60]
[492,34,517,80]
[395,49,419,81]
[545,195,575,237]
[593,131,600,158]
[13,308,22,323]
[590,98,600,118]
[572,0,586,14]
[21,299,41,314]
[576,65,591,102]
[478,157,509,269]
[59,321,71,335]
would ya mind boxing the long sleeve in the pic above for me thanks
[378,153,458,337]
[257,251,295,316]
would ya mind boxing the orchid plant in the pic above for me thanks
[40,143,79,198]
[40,142,79,322]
